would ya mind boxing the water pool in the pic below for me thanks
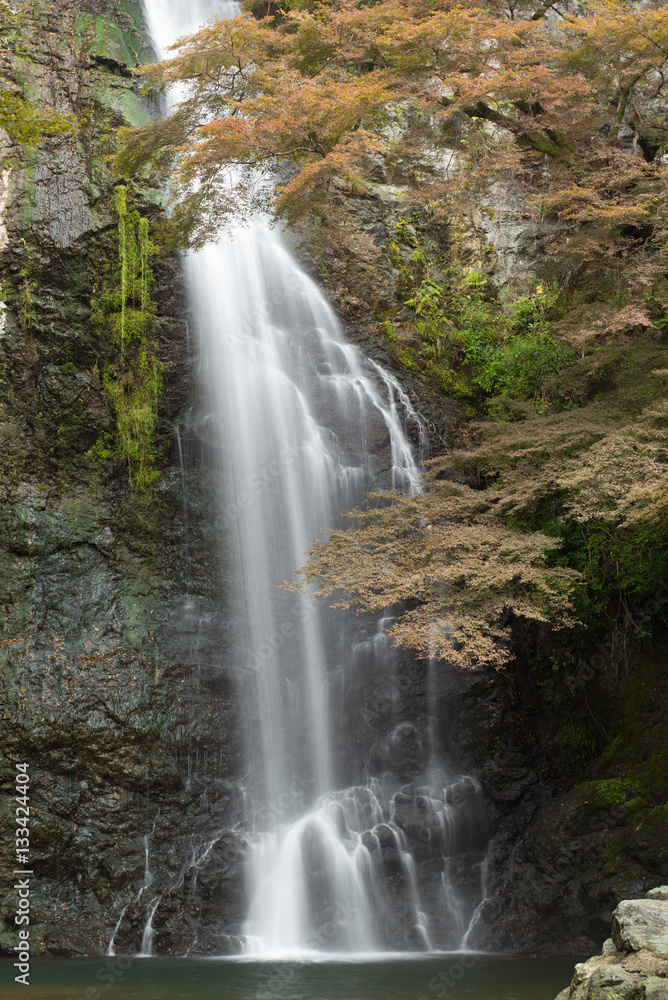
[0,954,579,1000]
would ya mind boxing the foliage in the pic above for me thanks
[297,357,668,667]
[108,0,668,675]
[404,266,570,401]
[0,91,76,148]
[115,0,668,251]
[93,186,162,493]
[109,185,157,350]
[103,350,162,493]
[590,779,630,806]
[561,722,599,763]
[293,474,580,667]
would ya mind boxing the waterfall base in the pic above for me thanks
[243,777,489,957]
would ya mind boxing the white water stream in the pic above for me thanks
[141,0,488,958]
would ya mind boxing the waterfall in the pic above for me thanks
[141,0,489,957]
[107,906,127,957]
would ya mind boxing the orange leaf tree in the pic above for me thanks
[116,0,668,247]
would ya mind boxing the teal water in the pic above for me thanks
[0,955,578,1000]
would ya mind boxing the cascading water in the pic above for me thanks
[142,0,490,957]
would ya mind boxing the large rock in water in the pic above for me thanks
[554,889,668,1000]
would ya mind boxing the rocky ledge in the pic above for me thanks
[556,888,668,1000]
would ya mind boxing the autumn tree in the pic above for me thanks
[294,378,668,670]
[116,0,667,248]
[294,476,580,667]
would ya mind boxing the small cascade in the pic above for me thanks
[245,803,377,956]
[139,811,159,901]
[136,812,160,954]
[173,424,187,511]
[461,859,490,950]
[139,898,161,957]
[136,834,152,903]
[107,906,128,957]
[244,776,488,954]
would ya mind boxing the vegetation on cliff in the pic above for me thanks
[0,0,665,958]
[92,184,163,493]
[0,3,76,148]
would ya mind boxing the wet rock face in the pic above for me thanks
[0,0,244,959]
[553,889,668,1000]
[0,448,245,956]
[435,650,668,956]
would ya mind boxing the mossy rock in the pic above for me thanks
[75,14,151,68]
[0,929,20,953]
[627,804,668,871]
[574,779,634,807]
[593,780,634,806]
[544,340,668,414]
[628,748,668,794]
[118,0,151,38]
[91,76,152,129]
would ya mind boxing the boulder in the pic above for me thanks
[612,900,668,958]
[553,891,668,1000]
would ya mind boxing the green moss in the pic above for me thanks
[591,779,631,806]
[424,360,470,398]
[0,91,75,148]
[380,320,397,343]
[397,348,423,374]
[104,351,162,493]
[605,837,623,861]
[622,797,650,826]
[644,804,668,846]
[94,186,162,493]
[628,748,668,792]
[74,13,151,68]
[91,77,151,129]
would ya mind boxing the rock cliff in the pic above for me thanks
[0,0,243,957]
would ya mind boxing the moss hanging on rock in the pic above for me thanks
[92,184,162,492]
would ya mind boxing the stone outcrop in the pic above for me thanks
[554,889,668,1000]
